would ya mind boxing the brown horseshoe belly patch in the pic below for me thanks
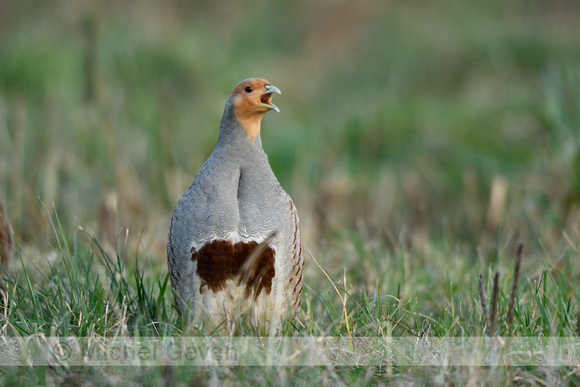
[193,239,275,299]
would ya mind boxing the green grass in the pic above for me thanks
[1,209,578,384]
[1,0,580,385]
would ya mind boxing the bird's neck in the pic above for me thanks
[217,103,264,150]
[234,109,263,142]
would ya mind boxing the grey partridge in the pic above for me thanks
[167,78,303,330]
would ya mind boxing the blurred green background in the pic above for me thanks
[0,0,579,262]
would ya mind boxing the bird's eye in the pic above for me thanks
[244,86,253,93]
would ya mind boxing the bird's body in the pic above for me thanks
[167,79,303,331]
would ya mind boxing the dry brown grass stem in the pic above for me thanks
[0,199,13,272]
[489,271,500,336]
[507,242,524,333]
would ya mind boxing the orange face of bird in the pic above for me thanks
[231,78,281,140]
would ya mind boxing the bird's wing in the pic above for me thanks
[283,190,303,311]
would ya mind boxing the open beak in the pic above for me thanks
[261,85,281,112]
